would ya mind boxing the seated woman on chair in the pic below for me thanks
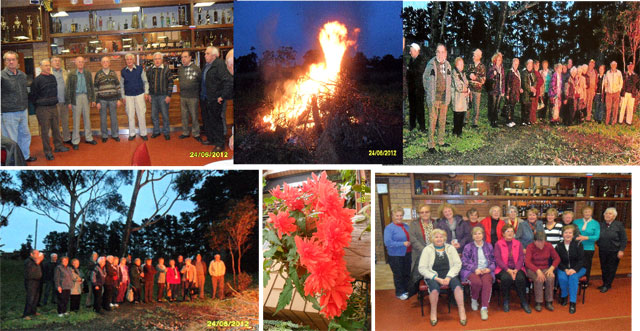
[555,224,586,314]
[418,229,467,326]
[461,226,495,321]
[494,224,532,314]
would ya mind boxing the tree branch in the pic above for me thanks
[508,2,538,17]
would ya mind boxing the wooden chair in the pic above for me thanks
[418,279,450,316]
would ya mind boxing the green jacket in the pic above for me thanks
[521,69,538,105]
[65,69,95,105]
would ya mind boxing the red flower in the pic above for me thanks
[319,272,354,319]
[303,260,338,296]
[270,183,305,211]
[295,236,329,270]
[268,211,297,239]
[314,215,353,256]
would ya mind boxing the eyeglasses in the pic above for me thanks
[419,211,430,214]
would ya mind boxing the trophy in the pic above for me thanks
[1,16,8,42]
[131,13,139,29]
[26,15,33,40]
[197,8,202,25]
[36,15,42,40]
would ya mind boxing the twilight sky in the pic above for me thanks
[235,1,403,62]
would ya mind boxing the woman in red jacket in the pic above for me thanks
[166,259,181,302]
[480,206,502,245]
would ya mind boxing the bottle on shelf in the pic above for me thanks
[213,10,218,24]
[99,15,103,31]
[171,13,176,26]
[206,10,211,24]
[197,8,202,25]
[602,181,610,197]
[124,19,128,30]
[153,15,157,28]
[132,13,139,29]
[165,12,170,27]
[178,6,185,26]
[107,15,113,31]
[160,12,165,27]
[219,33,223,46]
[89,11,94,31]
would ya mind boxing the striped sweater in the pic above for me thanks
[146,64,174,97]
[94,69,122,101]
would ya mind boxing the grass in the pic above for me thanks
[403,93,640,165]
[1,258,259,330]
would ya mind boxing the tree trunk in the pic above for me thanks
[430,2,440,46]
[237,249,242,275]
[228,239,237,288]
[75,212,87,255]
[67,196,78,258]
[496,2,508,54]
[440,2,450,42]
[120,170,144,257]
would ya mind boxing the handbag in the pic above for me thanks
[126,288,134,302]
[537,98,545,110]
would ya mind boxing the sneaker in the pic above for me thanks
[64,312,69,316]
[114,303,119,307]
[110,303,114,307]
[471,299,479,311]
[480,308,488,320]
[397,293,409,300]
[58,314,64,317]
[507,122,516,128]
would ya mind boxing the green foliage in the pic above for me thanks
[263,319,314,331]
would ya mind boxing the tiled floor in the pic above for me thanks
[375,262,394,291]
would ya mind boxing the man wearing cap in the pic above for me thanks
[406,43,426,131]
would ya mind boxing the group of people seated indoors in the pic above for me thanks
[384,203,627,325]
[406,43,638,152]
[22,251,227,319]
[1,47,233,163]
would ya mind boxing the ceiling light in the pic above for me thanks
[470,188,479,191]
[194,2,215,7]
[427,180,441,183]
[472,180,484,183]
[433,188,442,192]
[52,11,69,17]
[121,7,140,13]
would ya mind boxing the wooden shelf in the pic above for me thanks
[411,194,631,202]
[1,40,47,46]
[55,45,232,58]
[50,26,191,38]
[54,0,233,12]
[193,23,233,30]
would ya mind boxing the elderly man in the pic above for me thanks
[585,60,598,121]
[120,53,149,141]
[91,257,107,313]
[194,254,207,299]
[30,59,70,160]
[603,61,624,125]
[423,44,452,153]
[619,62,639,125]
[224,49,234,147]
[85,252,98,307]
[1,51,35,162]
[201,46,233,151]
[23,250,43,319]
[94,56,122,142]
[178,51,202,141]
[406,43,426,131]
[467,49,486,128]
[208,254,226,300]
[65,56,96,150]
[146,52,174,140]
[51,56,71,144]
[41,253,59,305]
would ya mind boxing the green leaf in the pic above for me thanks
[274,278,294,315]
[263,228,282,245]
[263,195,277,208]
[264,245,278,260]
[307,295,321,311]
[286,241,299,264]
[289,266,306,299]
[263,267,271,288]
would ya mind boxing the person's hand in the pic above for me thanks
[435,277,444,285]
[576,235,588,241]
[442,277,451,286]
[217,97,223,104]
[141,273,144,277]
[520,88,524,93]
[475,269,482,275]
[506,95,510,100]
[58,286,62,293]
[95,286,99,290]
[536,269,546,282]
[96,103,101,110]
[509,269,517,280]
[545,267,555,278]
[117,100,122,107]
[68,104,72,111]
[165,96,171,104]
[483,268,491,274]
[564,100,567,105]
[145,94,150,102]
[470,73,477,80]
[453,242,460,249]
[121,98,126,105]
[618,251,624,259]
[403,241,410,247]
[91,102,96,108]
[566,269,575,276]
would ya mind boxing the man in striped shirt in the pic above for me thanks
[94,56,122,142]
[146,52,174,140]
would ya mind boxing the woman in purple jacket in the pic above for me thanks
[435,203,471,254]
[461,226,496,321]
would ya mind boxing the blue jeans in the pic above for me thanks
[593,94,605,123]
[98,99,119,138]
[1,109,31,159]
[151,95,170,135]
[557,267,586,303]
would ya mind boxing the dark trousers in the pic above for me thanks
[200,99,209,137]
[157,283,166,301]
[563,99,575,126]
[453,112,465,136]
[170,284,179,300]
[70,294,81,312]
[521,102,531,124]
[584,250,595,282]
[132,285,141,303]
[183,281,194,301]
[487,94,502,126]
[102,285,114,310]
[36,105,64,156]
[204,99,225,147]
[599,250,620,288]
[144,281,154,303]
[497,269,527,304]
[56,289,70,314]
[505,98,517,123]
[593,94,605,122]
[42,279,56,305]
[93,286,103,312]
[388,252,411,296]
[408,89,425,131]
[23,280,40,317]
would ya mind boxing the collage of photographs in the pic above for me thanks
[0,0,636,330]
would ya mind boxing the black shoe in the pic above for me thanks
[151,133,161,138]
[26,156,37,162]
[179,134,190,139]
[54,146,70,153]
[440,143,450,148]
[503,301,510,312]
[560,296,568,306]
[534,303,542,312]
[128,136,136,141]
[428,147,437,154]
[141,135,148,141]
[545,301,554,311]
[597,285,605,290]
[569,302,576,314]
[213,146,224,152]
[164,134,170,140]
[112,137,120,142]
[194,136,203,143]
[600,286,609,293]
[472,124,479,128]
[521,303,532,314]
[202,140,214,145]
[73,144,79,150]
[85,140,97,145]
[45,153,54,161]
[63,139,73,145]
[102,138,108,143]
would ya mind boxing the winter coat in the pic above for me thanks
[205,57,233,102]
[555,240,585,272]
[130,264,143,288]
[43,260,57,281]
[435,215,471,253]
[466,61,486,93]
[65,69,95,105]
[486,63,505,96]
[406,54,426,94]
[105,261,119,286]
[70,267,84,295]
[1,67,29,113]
[521,69,538,105]
[181,264,197,284]
[24,257,42,282]
[565,76,577,100]
[604,69,623,94]
[91,265,106,288]
[586,68,598,92]
[621,72,640,96]
[418,244,462,280]
[166,266,181,284]
[143,264,156,284]
[195,260,207,279]
[515,219,538,249]
[452,68,469,112]
[423,56,452,107]
[506,68,522,102]
[156,264,167,284]
[549,72,563,101]
[460,241,496,282]
[54,264,74,290]
[494,239,525,274]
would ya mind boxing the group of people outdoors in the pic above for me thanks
[22,251,227,320]
[1,46,233,163]
[384,203,627,325]
[406,43,639,153]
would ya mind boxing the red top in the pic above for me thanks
[525,241,560,272]
[396,223,411,253]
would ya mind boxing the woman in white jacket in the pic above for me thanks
[451,57,470,137]
[419,229,467,326]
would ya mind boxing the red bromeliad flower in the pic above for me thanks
[267,211,297,239]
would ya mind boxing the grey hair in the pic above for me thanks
[207,46,220,57]
[473,48,482,56]
[39,59,51,66]
[526,59,534,65]
[570,66,578,75]
[410,43,420,52]
[91,251,98,257]
[124,53,136,60]
[97,256,106,264]
[153,52,164,59]
[604,207,618,218]
[50,253,58,258]
[101,56,111,62]
[507,205,518,215]
[3,51,18,60]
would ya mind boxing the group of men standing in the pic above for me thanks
[1,46,232,162]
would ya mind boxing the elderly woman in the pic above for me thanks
[467,208,484,230]
[494,225,531,313]
[555,224,586,314]
[419,229,467,326]
[486,52,506,127]
[461,226,495,321]
[577,64,588,121]
[525,208,544,236]
[452,57,470,136]
[54,256,74,317]
[597,207,627,293]
[91,257,107,313]
[69,258,84,312]
[408,204,436,296]
[384,207,412,300]
[481,206,502,245]
[544,208,564,247]
[561,211,575,226]
[167,259,181,302]
[549,63,564,124]
[563,67,579,126]
[525,231,560,312]
[574,206,600,282]
[436,203,471,253]
[497,206,530,247]
[116,257,129,304]
[505,58,523,127]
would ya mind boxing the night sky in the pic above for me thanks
[235,1,402,62]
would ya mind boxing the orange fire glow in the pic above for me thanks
[263,21,356,130]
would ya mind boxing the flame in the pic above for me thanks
[263,21,355,130]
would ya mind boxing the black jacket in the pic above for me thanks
[146,65,174,97]
[205,58,233,102]
[42,260,57,281]
[597,220,628,252]
[30,74,59,107]
[406,55,426,94]
[555,240,584,272]
[130,264,143,288]
[24,257,42,282]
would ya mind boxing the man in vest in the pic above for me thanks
[120,53,149,141]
